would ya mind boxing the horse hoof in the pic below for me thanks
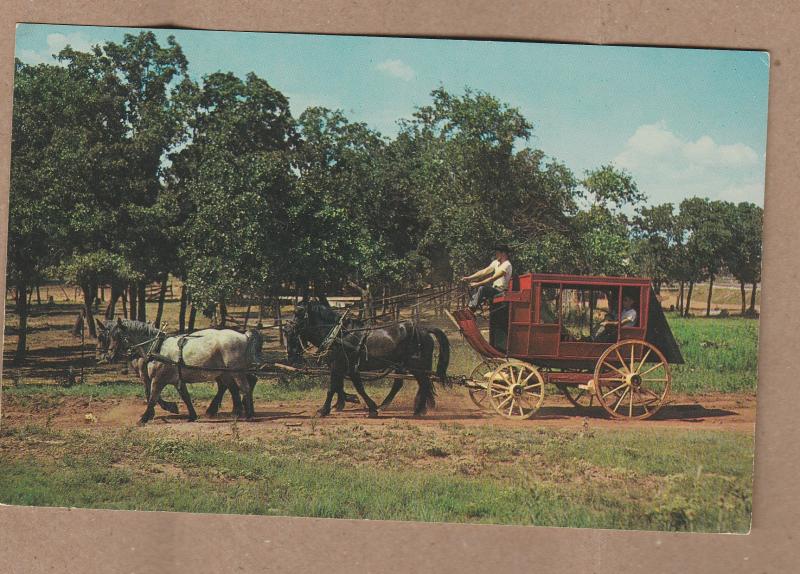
[316,409,330,418]
[187,415,198,422]
[138,417,151,426]
[367,410,379,419]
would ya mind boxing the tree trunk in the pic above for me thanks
[219,301,228,327]
[154,275,168,326]
[274,295,285,348]
[243,305,251,329]
[28,287,34,306]
[36,285,42,305]
[129,283,137,321]
[14,282,29,364]
[104,284,123,320]
[82,284,97,338]
[740,281,746,315]
[749,283,758,314]
[121,289,128,319]
[678,281,684,314]
[137,282,147,323]
[188,305,197,333]
[684,281,694,317]
[178,285,188,333]
[705,275,714,317]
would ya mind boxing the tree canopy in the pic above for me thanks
[8,33,764,358]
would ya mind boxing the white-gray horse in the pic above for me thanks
[96,319,257,418]
[99,318,262,424]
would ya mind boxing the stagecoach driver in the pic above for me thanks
[462,244,513,312]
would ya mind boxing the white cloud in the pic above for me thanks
[613,121,765,206]
[375,59,415,81]
[16,32,93,65]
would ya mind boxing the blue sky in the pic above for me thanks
[15,24,770,207]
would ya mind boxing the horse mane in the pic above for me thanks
[107,319,162,341]
[307,301,364,328]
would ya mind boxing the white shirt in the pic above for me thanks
[490,259,513,290]
[621,308,637,327]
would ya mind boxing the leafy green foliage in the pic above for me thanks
[11,37,763,325]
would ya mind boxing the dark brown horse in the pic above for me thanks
[287,301,450,417]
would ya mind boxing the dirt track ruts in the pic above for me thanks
[1,390,756,435]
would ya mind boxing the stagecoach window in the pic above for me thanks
[540,284,559,324]
[559,286,619,342]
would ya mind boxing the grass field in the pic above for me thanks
[0,421,753,532]
[0,289,758,533]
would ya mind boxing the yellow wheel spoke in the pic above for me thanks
[603,362,629,378]
[635,348,652,373]
[497,395,513,410]
[639,362,665,377]
[614,349,630,373]
[630,345,635,373]
[602,383,628,399]
[613,387,630,412]
[629,387,634,417]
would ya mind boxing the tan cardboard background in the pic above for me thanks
[0,2,795,572]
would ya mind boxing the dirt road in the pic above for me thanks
[1,388,756,436]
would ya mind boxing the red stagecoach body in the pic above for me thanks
[454,273,683,420]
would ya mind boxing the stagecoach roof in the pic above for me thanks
[522,273,652,286]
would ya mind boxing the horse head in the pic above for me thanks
[97,317,128,364]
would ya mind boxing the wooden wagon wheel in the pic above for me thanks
[487,360,545,420]
[593,340,671,420]
[467,358,504,410]
[557,384,595,410]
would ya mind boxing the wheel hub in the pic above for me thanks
[511,384,524,397]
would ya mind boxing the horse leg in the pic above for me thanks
[317,369,342,417]
[138,359,178,414]
[246,374,257,414]
[378,377,405,410]
[139,375,166,425]
[205,377,227,416]
[334,384,348,411]
[176,383,198,422]
[412,373,434,416]
[232,374,254,420]
[349,370,379,418]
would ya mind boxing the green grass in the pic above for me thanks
[667,315,759,393]
[446,314,758,394]
[0,423,753,532]
[3,313,758,401]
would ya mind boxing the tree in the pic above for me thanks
[169,72,297,317]
[678,198,733,317]
[631,203,679,293]
[57,32,192,326]
[726,202,763,315]
[9,55,131,347]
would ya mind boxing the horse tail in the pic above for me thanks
[245,329,264,364]
[427,327,450,385]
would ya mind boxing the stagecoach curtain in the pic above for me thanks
[646,288,685,364]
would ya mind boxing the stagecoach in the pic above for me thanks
[453,273,683,420]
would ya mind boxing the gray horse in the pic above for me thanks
[96,319,254,418]
[99,318,262,424]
